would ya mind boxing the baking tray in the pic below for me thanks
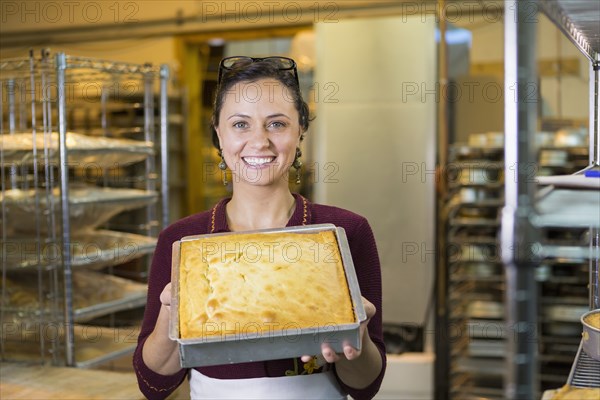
[454,356,505,376]
[0,229,156,271]
[545,305,590,323]
[1,270,147,323]
[0,186,157,234]
[169,223,367,368]
[468,339,506,358]
[0,132,153,167]
[1,323,141,368]
[466,301,504,319]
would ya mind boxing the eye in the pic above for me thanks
[268,121,287,129]
[232,121,248,129]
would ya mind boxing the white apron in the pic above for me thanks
[190,369,347,400]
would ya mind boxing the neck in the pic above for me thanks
[226,185,295,231]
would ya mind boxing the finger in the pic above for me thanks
[321,344,340,363]
[343,343,361,360]
[300,355,313,363]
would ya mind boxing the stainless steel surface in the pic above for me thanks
[28,52,47,362]
[593,228,600,309]
[1,132,154,167]
[455,357,505,376]
[532,189,600,228]
[2,270,147,323]
[1,323,141,368]
[545,305,589,323]
[466,320,506,339]
[0,89,5,361]
[589,64,598,166]
[502,2,540,398]
[539,245,596,260]
[65,56,157,75]
[466,301,504,319]
[143,69,157,240]
[160,65,170,227]
[581,309,600,361]
[468,340,506,358]
[1,51,169,367]
[538,1,600,63]
[536,174,600,189]
[57,52,75,367]
[545,322,581,337]
[442,135,509,398]
[170,224,366,368]
[1,230,157,271]
[0,187,157,234]
[568,342,600,388]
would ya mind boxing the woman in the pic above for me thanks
[133,56,386,400]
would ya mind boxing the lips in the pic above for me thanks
[242,156,276,167]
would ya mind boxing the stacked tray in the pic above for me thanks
[445,143,507,399]
[1,270,147,323]
[443,141,595,397]
[0,53,166,368]
[0,131,153,167]
[0,186,156,234]
[1,323,142,368]
[1,230,156,271]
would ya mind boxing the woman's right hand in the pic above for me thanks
[142,281,182,375]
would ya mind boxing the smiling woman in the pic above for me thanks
[133,56,386,400]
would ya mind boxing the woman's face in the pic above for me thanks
[216,78,302,188]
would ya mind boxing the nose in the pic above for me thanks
[248,126,270,149]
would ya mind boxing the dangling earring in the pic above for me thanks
[292,148,303,185]
[218,149,228,186]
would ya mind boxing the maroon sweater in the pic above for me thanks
[133,194,386,399]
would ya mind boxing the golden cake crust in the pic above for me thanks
[178,230,355,339]
[584,311,600,329]
[551,385,600,400]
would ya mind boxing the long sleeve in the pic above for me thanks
[334,217,387,400]
[133,228,187,400]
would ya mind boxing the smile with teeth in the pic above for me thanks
[243,156,276,166]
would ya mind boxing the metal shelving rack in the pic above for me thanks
[0,51,170,367]
[502,1,600,399]
[441,144,591,398]
[444,144,506,399]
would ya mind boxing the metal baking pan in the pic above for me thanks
[169,223,367,368]
[0,131,153,167]
[581,309,600,361]
[0,186,156,234]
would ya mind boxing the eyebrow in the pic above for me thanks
[266,113,291,120]
[227,113,251,120]
[226,113,291,120]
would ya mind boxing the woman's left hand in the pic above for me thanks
[301,296,376,364]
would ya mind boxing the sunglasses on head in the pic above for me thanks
[217,56,299,87]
